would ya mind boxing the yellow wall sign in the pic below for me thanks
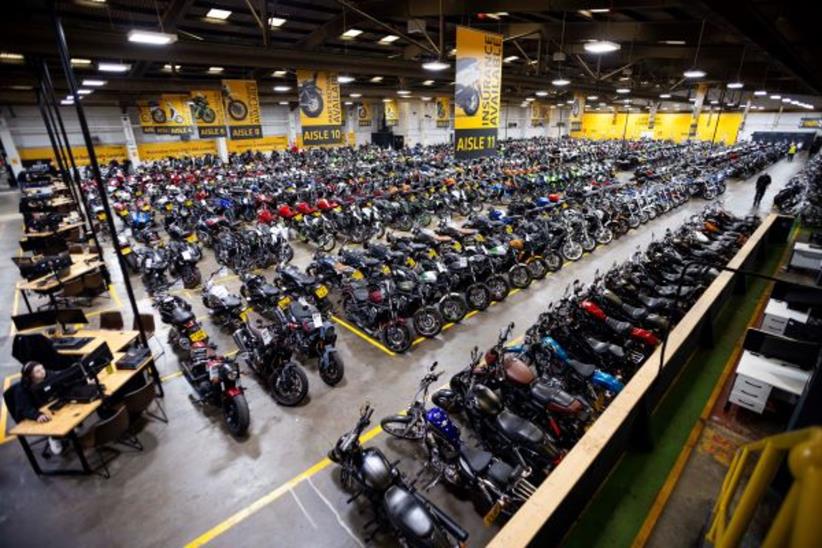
[136,95,193,135]
[297,70,343,146]
[454,26,502,159]
[569,92,586,132]
[227,135,289,153]
[19,145,128,166]
[530,101,544,127]
[436,97,450,128]
[384,99,399,127]
[189,89,227,138]
[222,79,262,140]
[137,140,218,161]
[357,102,373,128]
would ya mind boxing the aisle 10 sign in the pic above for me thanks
[454,26,502,159]
[297,70,343,145]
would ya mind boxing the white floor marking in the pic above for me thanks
[289,486,319,530]
[307,477,366,548]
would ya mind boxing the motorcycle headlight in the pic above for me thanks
[224,365,238,381]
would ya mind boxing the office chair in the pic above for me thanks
[79,406,142,479]
[123,379,167,425]
[99,311,124,331]
[133,313,165,362]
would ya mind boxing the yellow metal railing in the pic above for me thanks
[706,427,822,548]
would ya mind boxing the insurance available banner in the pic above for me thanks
[436,97,450,128]
[384,99,399,127]
[189,89,227,138]
[222,79,262,139]
[297,70,343,146]
[454,26,502,159]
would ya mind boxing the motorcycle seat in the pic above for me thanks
[260,284,280,297]
[459,444,493,475]
[620,302,648,320]
[486,460,516,487]
[456,227,478,236]
[353,287,370,302]
[222,294,243,308]
[171,307,195,324]
[637,294,668,309]
[586,338,613,354]
[604,317,633,335]
[567,358,596,378]
[495,409,544,445]
[409,242,429,253]
[530,382,574,408]
[288,302,315,321]
[383,486,435,540]
[286,269,316,287]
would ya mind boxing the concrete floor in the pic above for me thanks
[0,153,808,548]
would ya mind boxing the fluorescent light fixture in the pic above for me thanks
[0,52,24,61]
[207,66,224,74]
[421,96,432,101]
[349,93,362,98]
[587,95,598,100]
[268,17,286,28]
[9,85,33,90]
[338,75,355,84]
[272,70,287,77]
[127,29,178,45]
[659,93,672,98]
[503,55,519,63]
[726,81,743,89]
[422,60,450,71]
[584,40,620,54]
[599,102,607,106]
[422,80,435,86]
[77,89,93,95]
[278,101,289,105]
[781,97,791,103]
[206,8,231,20]
[567,99,575,104]
[379,35,399,44]
[659,40,686,45]
[370,76,383,83]
[344,101,353,105]
[710,99,718,105]
[71,58,92,66]
[590,8,610,13]
[525,97,535,102]
[397,89,411,95]
[683,69,706,78]
[382,98,392,103]
[753,90,767,96]
[770,94,781,100]
[274,85,291,92]
[552,78,570,86]
[341,28,363,39]
[82,79,106,86]
[536,90,549,97]
[162,64,181,71]
[98,62,130,72]
[616,88,630,94]
[61,99,74,105]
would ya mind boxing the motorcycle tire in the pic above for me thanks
[561,241,584,262]
[223,394,250,437]
[395,215,413,232]
[381,414,426,440]
[279,244,294,264]
[466,283,491,311]
[319,351,345,386]
[639,210,649,224]
[418,212,433,228]
[182,267,202,289]
[382,323,412,353]
[413,306,443,338]
[271,364,309,406]
[581,235,597,252]
[628,216,641,229]
[228,100,248,121]
[471,201,484,214]
[647,208,658,220]
[595,228,614,245]
[318,233,336,252]
[196,229,212,247]
[544,253,563,272]
[526,257,549,280]
[439,294,468,323]
[458,203,472,217]
[375,223,386,239]
[201,107,216,124]
[487,275,510,302]
[703,188,717,200]
[509,264,531,289]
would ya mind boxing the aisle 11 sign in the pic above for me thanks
[454,26,502,159]
[297,70,343,145]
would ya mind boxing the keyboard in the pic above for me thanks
[52,336,94,349]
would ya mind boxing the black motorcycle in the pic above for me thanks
[154,294,210,356]
[299,72,324,118]
[167,239,202,289]
[277,296,345,386]
[202,270,246,332]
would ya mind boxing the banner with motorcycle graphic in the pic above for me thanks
[530,101,544,127]
[688,83,708,137]
[435,97,450,128]
[297,70,343,146]
[189,89,227,138]
[357,102,373,127]
[384,99,399,127]
[221,79,262,140]
[454,26,502,160]
[137,95,194,135]
[569,91,585,132]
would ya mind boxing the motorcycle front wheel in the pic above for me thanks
[487,275,510,301]
[439,294,468,323]
[223,394,250,437]
[465,283,491,311]
[581,235,597,252]
[382,323,412,353]
[317,233,336,252]
[413,306,443,338]
[561,241,584,261]
[544,253,563,272]
[271,364,309,406]
[509,264,532,289]
[595,228,614,245]
[380,414,426,440]
[319,351,345,386]
[526,258,549,280]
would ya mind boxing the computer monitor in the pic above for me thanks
[81,342,113,376]
[55,309,89,328]
[34,364,85,404]
[11,309,88,332]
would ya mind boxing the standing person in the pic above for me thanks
[754,172,772,208]
[787,142,797,161]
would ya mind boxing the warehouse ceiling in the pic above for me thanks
[0,0,819,110]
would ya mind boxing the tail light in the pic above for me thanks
[630,327,660,346]
[184,320,196,329]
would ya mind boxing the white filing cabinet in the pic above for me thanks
[760,299,810,336]
[789,241,822,271]
[729,350,813,414]
[728,373,772,413]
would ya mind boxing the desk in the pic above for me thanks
[9,328,159,476]
[728,350,813,414]
[16,253,107,311]
[789,241,822,272]
[761,298,810,336]
[21,221,83,240]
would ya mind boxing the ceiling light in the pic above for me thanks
[60,99,74,105]
[449,48,457,56]
[616,88,630,94]
[781,97,791,103]
[683,69,706,78]
[584,40,620,54]
[370,76,384,83]
[397,89,411,95]
[0,52,24,61]
[278,101,288,105]
[567,99,575,104]
[599,102,607,106]
[274,85,291,92]
[77,89,93,95]
[350,93,362,98]
[587,95,598,100]
[421,96,432,101]
[659,93,672,98]
[422,80,435,86]
[659,40,686,45]
[422,60,450,71]
[338,75,355,84]
[341,28,363,39]
[71,58,92,66]
[208,66,224,74]
[379,35,399,44]
[726,81,743,89]
[127,29,178,45]
[770,94,781,100]
[525,97,535,102]
[590,8,610,13]
[272,70,287,77]
[268,17,286,28]
[552,78,570,86]
[9,85,32,90]
[162,64,181,71]
[710,99,718,105]
[503,56,519,63]
[754,90,767,96]
[536,90,549,97]
[98,62,130,72]
[382,98,392,103]
[82,79,106,86]
[344,101,353,105]
[206,8,231,20]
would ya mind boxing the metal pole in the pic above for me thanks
[34,87,71,190]
[38,77,82,209]
[710,89,725,150]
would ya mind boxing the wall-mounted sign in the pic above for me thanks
[222,79,262,139]
[297,70,343,145]
[137,94,194,135]
[189,89,227,138]
[384,99,399,127]
[435,97,450,128]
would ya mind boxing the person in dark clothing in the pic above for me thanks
[754,173,772,208]
[11,361,51,423]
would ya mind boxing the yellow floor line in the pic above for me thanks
[330,315,396,357]
[161,371,183,382]
[109,284,123,310]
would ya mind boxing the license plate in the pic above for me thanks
[314,285,329,299]
[261,328,272,346]
[96,212,107,221]
[475,234,485,242]
[406,257,416,267]
[312,211,321,217]
[505,225,513,234]
[278,296,292,309]
[351,270,364,280]
[239,308,249,322]
[294,214,304,222]
[452,241,462,252]
[428,249,438,259]
[181,250,192,261]
[186,234,198,243]
[144,258,153,269]
[381,264,391,275]
[483,501,502,527]
[312,313,323,329]
[121,246,132,255]
[190,329,207,342]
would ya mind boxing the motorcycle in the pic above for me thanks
[277,296,345,386]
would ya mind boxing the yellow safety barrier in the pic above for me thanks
[706,427,822,548]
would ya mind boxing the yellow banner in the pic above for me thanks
[436,97,450,128]
[137,140,218,162]
[455,26,502,159]
[569,91,585,132]
[19,145,128,166]
[357,102,373,128]
[136,95,193,135]
[189,89,227,138]
[297,70,343,145]
[530,101,544,127]
[222,80,262,140]
[227,135,289,153]
[689,83,708,136]
[384,99,399,127]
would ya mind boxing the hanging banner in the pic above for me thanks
[221,79,262,140]
[137,96,193,135]
[436,97,450,128]
[569,91,585,132]
[357,102,373,127]
[648,101,659,129]
[530,101,544,127]
[384,99,399,127]
[189,89,227,138]
[454,26,502,159]
[296,70,343,146]
[689,83,708,137]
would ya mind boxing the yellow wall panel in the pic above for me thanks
[226,135,289,153]
[19,145,129,165]
[138,140,218,161]
[577,111,741,144]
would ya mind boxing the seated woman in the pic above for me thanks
[10,361,63,455]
